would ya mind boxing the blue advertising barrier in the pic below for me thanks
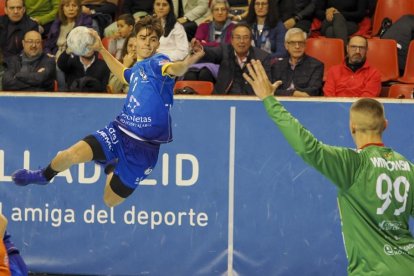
[0,93,413,275]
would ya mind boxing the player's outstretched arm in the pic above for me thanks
[243,59,282,100]
[165,39,205,77]
[89,29,126,83]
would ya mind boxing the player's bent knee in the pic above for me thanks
[104,174,134,207]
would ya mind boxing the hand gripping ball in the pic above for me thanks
[66,26,96,56]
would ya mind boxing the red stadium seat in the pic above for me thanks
[366,38,399,82]
[371,0,414,36]
[398,40,414,84]
[387,84,414,99]
[0,0,5,16]
[305,37,344,81]
[174,81,214,95]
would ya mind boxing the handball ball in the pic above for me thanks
[66,26,96,56]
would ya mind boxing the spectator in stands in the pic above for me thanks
[173,0,210,41]
[44,0,93,59]
[107,13,135,60]
[155,0,189,61]
[104,0,155,37]
[195,0,234,47]
[197,22,271,95]
[246,0,287,60]
[107,34,136,93]
[0,0,38,62]
[45,0,93,91]
[315,0,368,45]
[3,231,28,276]
[228,0,249,22]
[57,47,110,92]
[282,0,317,33]
[183,0,235,83]
[81,0,118,36]
[2,30,56,91]
[323,35,381,97]
[381,14,414,75]
[0,214,10,275]
[25,0,59,37]
[271,28,323,96]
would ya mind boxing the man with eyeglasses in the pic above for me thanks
[196,22,271,95]
[0,0,39,62]
[2,30,56,91]
[323,35,381,97]
[271,27,323,96]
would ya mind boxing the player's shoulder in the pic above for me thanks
[150,53,172,65]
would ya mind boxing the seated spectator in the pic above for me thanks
[107,34,136,93]
[246,0,287,60]
[156,0,189,61]
[174,0,210,41]
[3,231,28,276]
[195,0,235,47]
[315,0,368,45]
[81,0,118,36]
[107,13,135,60]
[272,28,323,96]
[0,214,10,275]
[104,0,154,37]
[382,14,414,75]
[44,0,93,91]
[44,0,93,59]
[282,0,317,33]
[2,30,56,91]
[228,0,250,22]
[57,48,110,92]
[323,35,381,97]
[25,0,59,37]
[197,22,271,95]
[183,0,235,83]
[0,0,38,62]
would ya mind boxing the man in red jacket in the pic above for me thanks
[323,35,381,97]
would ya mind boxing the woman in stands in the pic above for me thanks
[154,0,189,61]
[246,0,288,60]
[44,0,93,91]
[183,0,235,83]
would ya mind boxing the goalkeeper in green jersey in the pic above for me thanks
[243,59,414,275]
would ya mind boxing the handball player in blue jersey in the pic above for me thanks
[12,16,205,207]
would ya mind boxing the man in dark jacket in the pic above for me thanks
[200,23,271,95]
[0,0,38,61]
[271,28,323,96]
[2,30,56,91]
[57,48,110,92]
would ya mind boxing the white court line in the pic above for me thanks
[227,107,236,275]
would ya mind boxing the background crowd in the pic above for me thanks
[0,0,413,97]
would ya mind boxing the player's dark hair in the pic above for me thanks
[134,15,164,40]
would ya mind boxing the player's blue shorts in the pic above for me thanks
[92,122,160,190]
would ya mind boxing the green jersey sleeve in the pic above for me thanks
[263,96,360,190]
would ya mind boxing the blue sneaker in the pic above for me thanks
[12,169,49,186]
